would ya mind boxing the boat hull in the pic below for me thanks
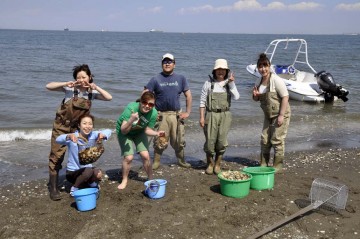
[288,90,324,102]
[247,64,325,102]
[246,38,348,103]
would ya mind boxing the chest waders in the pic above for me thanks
[48,90,92,200]
[259,85,290,172]
[204,77,232,175]
[152,111,191,170]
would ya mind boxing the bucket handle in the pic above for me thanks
[146,180,160,196]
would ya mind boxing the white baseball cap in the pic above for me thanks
[162,53,175,61]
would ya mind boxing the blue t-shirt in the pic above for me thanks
[145,72,189,111]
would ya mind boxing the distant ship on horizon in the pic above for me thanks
[64,27,69,31]
[149,29,163,33]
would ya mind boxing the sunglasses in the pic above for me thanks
[141,101,155,108]
[162,59,174,65]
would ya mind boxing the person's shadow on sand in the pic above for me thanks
[190,155,259,171]
[223,155,260,167]
[105,168,147,183]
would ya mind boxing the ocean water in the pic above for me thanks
[1,30,359,186]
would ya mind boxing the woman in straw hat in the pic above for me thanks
[199,59,240,175]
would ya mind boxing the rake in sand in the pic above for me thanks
[248,178,348,239]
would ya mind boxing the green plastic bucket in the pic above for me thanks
[218,172,252,198]
[242,167,275,190]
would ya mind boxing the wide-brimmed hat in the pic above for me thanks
[213,59,229,70]
[162,53,175,61]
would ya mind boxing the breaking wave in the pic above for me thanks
[0,129,52,141]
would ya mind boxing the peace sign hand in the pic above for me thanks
[66,81,78,88]
[82,81,97,90]
[229,71,235,82]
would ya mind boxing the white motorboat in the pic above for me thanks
[246,38,349,103]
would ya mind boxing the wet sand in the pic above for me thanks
[1,147,359,239]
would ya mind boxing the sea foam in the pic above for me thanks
[0,129,52,141]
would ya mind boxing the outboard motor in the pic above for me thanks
[315,71,349,102]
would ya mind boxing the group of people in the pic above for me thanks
[46,52,291,201]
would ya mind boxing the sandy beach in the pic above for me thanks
[1,14,360,239]
[1,147,359,239]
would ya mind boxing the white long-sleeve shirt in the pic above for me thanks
[199,80,240,108]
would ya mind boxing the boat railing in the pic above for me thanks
[265,38,316,74]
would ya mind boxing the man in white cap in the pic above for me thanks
[199,59,240,175]
[144,53,192,169]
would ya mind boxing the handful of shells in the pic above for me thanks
[78,143,105,165]
[221,171,250,181]
[157,136,168,150]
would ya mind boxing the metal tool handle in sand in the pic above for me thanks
[248,178,348,239]
[247,202,321,239]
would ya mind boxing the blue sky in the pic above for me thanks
[0,0,359,34]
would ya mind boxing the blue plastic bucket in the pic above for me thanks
[73,188,99,211]
[144,179,167,199]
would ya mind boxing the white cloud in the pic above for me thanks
[287,2,321,11]
[266,2,287,11]
[233,0,262,11]
[336,3,360,11]
[178,0,322,14]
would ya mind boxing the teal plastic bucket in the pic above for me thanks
[242,167,275,190]
[218,172,252,198]
[144,179,167,199]
[73,188,99,211]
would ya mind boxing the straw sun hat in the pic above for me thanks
[212,59,229,75]
[213,59,229,70]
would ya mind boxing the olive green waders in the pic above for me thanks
[259,87,290,172]
[203,84,232,174]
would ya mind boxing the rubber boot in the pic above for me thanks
[205,153,214,175]
[152,153,161,170]
[273,155,284,173]
[213,153,223,175]
[49,172,61,201]
[176,150,191,168]
[260,152,270,167]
